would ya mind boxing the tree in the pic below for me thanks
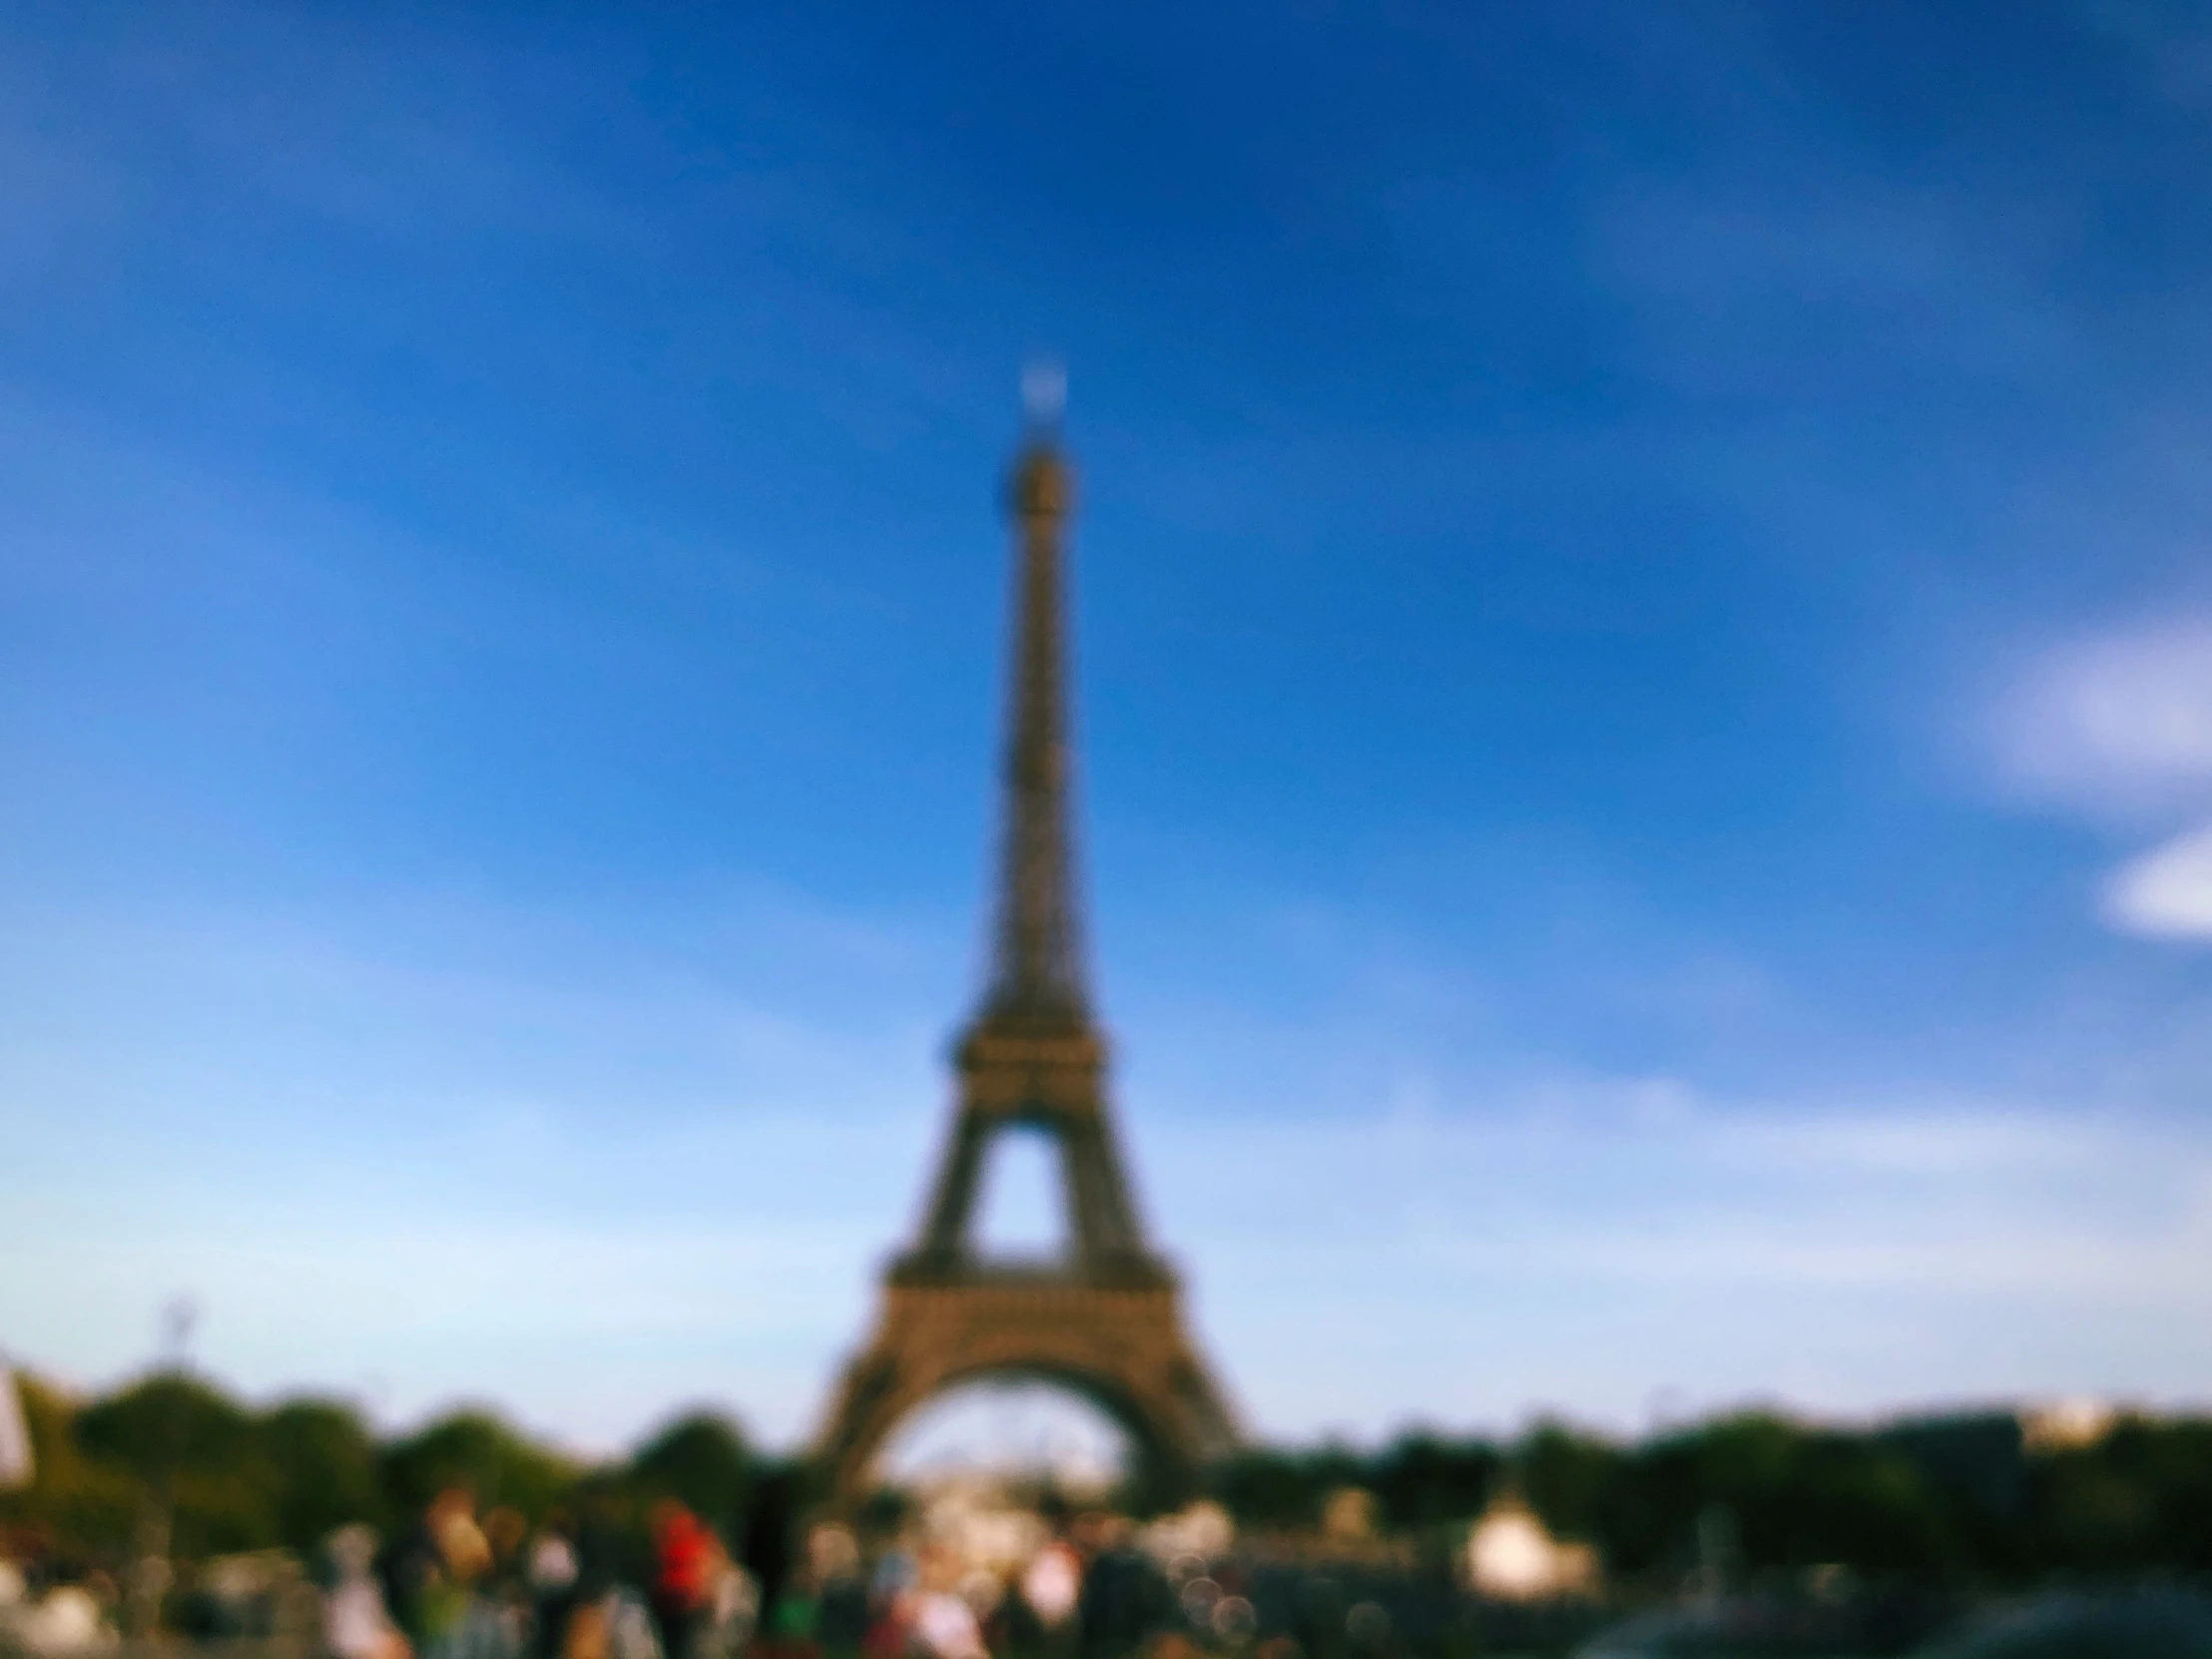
[0,1373,138,1560]
[1209,1443,1364,1530]
[378,1410,576,1522]
[261,1399,386,1549]
[76,1372,282,1557]
[1369,1432,1502,1530]
[1516,1419,1623,1547]
[629,1410,752,1537]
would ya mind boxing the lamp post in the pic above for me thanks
[128,1296,199,1640]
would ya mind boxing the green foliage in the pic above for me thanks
[0,1373,139,1559]
[629,1410,753,1537]
[1881,1412,2030,1576]
[74,1373,283,1558]
[10,1363,2211,1599]
[261,1399,389,1549]
[2,1377,594,1569]
[76,1374,257,1475]
[1593,1412,1952,1576]
[1368,1431,1503,1530]
[2029,1414,2212,1573]
[1207,1441,1366,1530]
[378,1409,578,1519]
[1202,1408,2212,1592]
[1518,1419,1624,1543]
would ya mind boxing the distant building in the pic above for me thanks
[0,1368,32,1489]
[1464,1494,1599,1601]
[2018,1397,2117,1452]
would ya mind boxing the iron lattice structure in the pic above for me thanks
[813,422,1239,1499]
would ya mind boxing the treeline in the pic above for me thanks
[0,1371,761,1573]
[1211,1411,2212,1586]
[8,1371,2210,1591]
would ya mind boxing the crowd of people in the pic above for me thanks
[0,1476,1256,1659]
[320,1487,758,1659]
[310,1482,1221,1659]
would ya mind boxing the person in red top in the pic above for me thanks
[649,1501,714,1659]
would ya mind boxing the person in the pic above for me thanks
[378,1484,494,1659]
[378,1491,449,1650]
[859,1549,915,1659]
[1019,1540,1081,1659]
[1021,1543,1080,1632]
[1076,1522,1166,1659]
[739,1473,798,1643]
[648,1502,713,1659]
[908,1549,982,1659]
[559,1483,633,1659]
[759,1565,819,1659]
[477,1508,531,1657]
[527,1513,581,1659]
[325,1525,410,1659]
[695,1547,759,1659]
[858,1587,912,1659]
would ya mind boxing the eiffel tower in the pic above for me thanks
[814,394,1238,1500]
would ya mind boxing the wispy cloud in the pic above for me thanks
[0,881,954,1449]
[1995,614,2212,818]
[2082,0,2212,106]
[0,8,659,275]
[1598,180,2070,397]
[2105,825,2212,939]
[12,881,2212,1448]
[1991,611,2212,939]
[1151,1086,2212,1436]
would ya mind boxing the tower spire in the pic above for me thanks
[979,370,1087,1028]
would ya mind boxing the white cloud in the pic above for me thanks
[2104,824,2212,939]
[1991,614,2212,943]
[1997,615,2212,815]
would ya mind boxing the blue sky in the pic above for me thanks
[5,0,2212,1458]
